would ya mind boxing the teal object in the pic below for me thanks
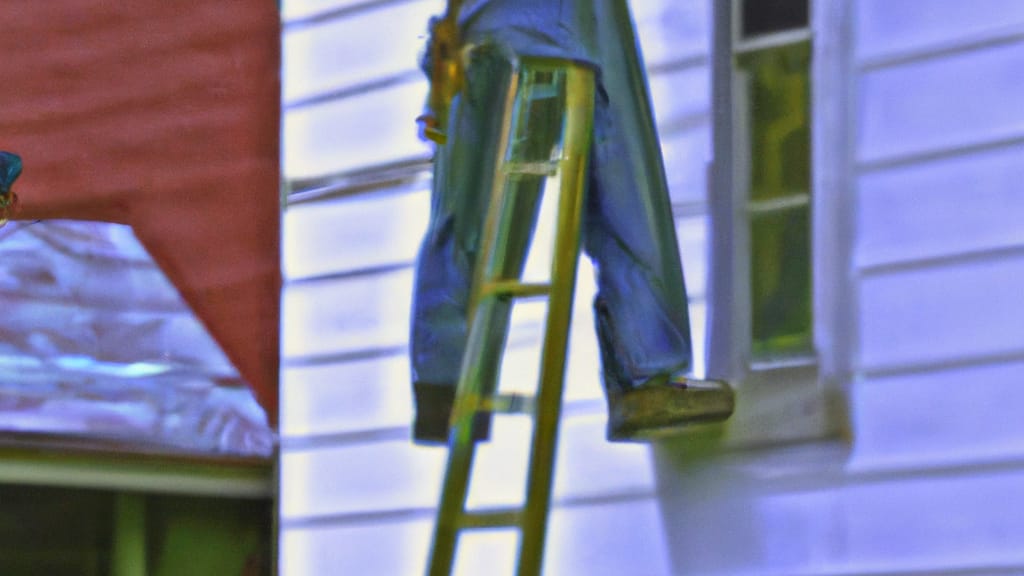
[0,151,22,195]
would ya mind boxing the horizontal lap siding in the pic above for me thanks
[280,414,656,521]
[855,0,1024,62]
[282,497,671,576]
[656,2,1024,575]
[851,358,1024,471]
[858,253,1024,372]
[280,1,709,574]
[281,0,1024,573]
[656,441,1024,575]
[283,1,440,103]
[858,41,1024,165]
[283,184,430,280]
[853,2,1024,397]
[848,1,1024,574]
[856,143,1024,269]
[283,80,432,178]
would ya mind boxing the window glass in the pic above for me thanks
[737,41,812,359]
[738,42,811,202]
[750,207,812,357]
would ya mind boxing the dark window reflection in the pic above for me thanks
[742,0,809,38]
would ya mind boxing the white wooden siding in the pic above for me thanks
[855,0,1024,62]
[652,0,1024,575]
[858,253,1024,372]
[283,2,439,104]
[655,441,1024,575]
[858,40,1024,166]
[853,2,1024,376]
[280,0,710,574]
[283,81,431,179]
[280,415,655,521]
[848,7,1024,571]
[284,0,1023,573]
[283,183,430,280]
[281,497,672,576]
[851,358,1024,471]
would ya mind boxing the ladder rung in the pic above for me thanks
[481,393,536,415]
[459,508,522,529]
[523,85,560,101]
[481,280,551,299]
[502,161,559,176]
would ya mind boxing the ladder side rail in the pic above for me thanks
[428,60,523,576]
[429,58,595,576]
[516,64,596,576]
[429,58,557,576]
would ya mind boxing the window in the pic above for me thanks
[708,0,845,443]
[736,3,813,361]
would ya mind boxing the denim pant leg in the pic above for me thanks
[410,50,511,389]
[582,88,694,393]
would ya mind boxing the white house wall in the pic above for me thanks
[279,0,711,574]
[854,0,1024,471]
[655,1,1024,574]
[282,0,1024,573]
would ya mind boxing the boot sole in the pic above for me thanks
[606,381,735,442]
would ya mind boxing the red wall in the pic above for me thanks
[0,1,282,425]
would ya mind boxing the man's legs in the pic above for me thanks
[410,49,512,443]
[583,87,734,440]
[583,87,694,391]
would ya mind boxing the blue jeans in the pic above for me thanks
[411,44,693,404]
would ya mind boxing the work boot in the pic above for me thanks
[606,375,734,442]
[413,382,492,445]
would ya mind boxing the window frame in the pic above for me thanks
[705,0,854,446]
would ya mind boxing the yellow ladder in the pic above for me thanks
[426,58,596,576]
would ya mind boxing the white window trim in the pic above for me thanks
[704,0,855,447]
